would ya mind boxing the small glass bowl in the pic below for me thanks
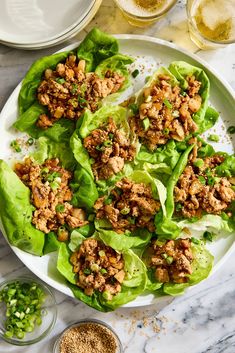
[53,318,123,353]
[0,276,57,346]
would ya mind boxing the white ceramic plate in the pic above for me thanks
[0,36,234,307]
[0,0,99,48]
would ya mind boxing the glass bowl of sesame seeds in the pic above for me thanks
[0,276,57,345]
[53,318,123,353]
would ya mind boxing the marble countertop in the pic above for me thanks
[0,1,235,352]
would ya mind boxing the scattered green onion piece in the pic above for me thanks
[27,138,34,146]
[166,256,174,265]
[77,95,87,107]
[163,99,172,109]
[161,253,168,259]
[163,128,169,135]
[55,204,65,213]
[83,268,91,275]
[100,268,107,275]
[128,103,139,115]
[10,140,21,153]
[50,181,60,190]
[109,133,114,140]
[142,118,150,131]
[80,83,87,96]
[181,91,187,97]
[203,231,214,242]
[103,140,112,147]
[208,134,219,142]
[198,176,206,185]
[175,203,183,212]
[55,78,65,84]
[99,250,106,257]
[191,237,200,244]
[227,126,235,134]
[120,207,130,215]
[132,69,140,78]
[96,145,104,151]
[193,159,204,168]
[145,75,151,83]
[71,83,78,95]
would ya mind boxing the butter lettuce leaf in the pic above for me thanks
[0,160,44,256]
[77,27,119,72]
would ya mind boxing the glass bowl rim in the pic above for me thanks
[0,275,57,346]
[53,318,124,353]
[186,0,235,45]
[113,0,178,21]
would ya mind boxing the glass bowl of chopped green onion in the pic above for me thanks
[0,276,57,345]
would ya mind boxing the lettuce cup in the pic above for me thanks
[57,231,147,311]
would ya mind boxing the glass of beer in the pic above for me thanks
[114,0,178,27]
[187,0,235,49]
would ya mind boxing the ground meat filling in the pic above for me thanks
[174,154,235,218]
[150,239,194,284]
[14,158,88,240]
[37,55,125,129]
[83,118,136,180]
[94,178,160,233]
[70,238,125,299]
[130,75,201,151]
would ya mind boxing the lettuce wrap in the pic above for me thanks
[70,104,138,191]
[144,240,214,295]
[155,139,235,239]
[13,28,133,142]
[57,230,147,311]
[132,62,219,172]
[94,168,167,243]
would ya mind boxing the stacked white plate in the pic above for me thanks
[0,0,102,49]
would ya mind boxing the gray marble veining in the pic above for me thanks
[0,0,235,352]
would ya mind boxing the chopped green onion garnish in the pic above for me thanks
[163,128,169,135]
[55,204,65,212]
[227,126,235,134]
[103,140,112,147]
[163,99,172,109]
[10,140,21,153]
[203,231,214,242]
[132,69,139,78]
[71,83,78,95]
[142,118,150,131]
[193,159,204,168]
[50,181,60,190]
[128,103,139,115]
[120,207,130,215]
[127,217,135,225]
[99,250,106,257]
[55,78,65,84]
[27,138,34,146]
[109,133,114,140]
[100,268,107,275]
[208,134,219,142]
[46,171,61,182]
[191,237,200,244]
[145,75,151,83]
[77,95,87,107]
[166,256,174,265]
[80,83,87,96]
[175,203,183,212]
[161,253,168,259]
[181,91,187,97]
[198,175,206,185]
[83,268,91,275]
[0,280,46,340]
